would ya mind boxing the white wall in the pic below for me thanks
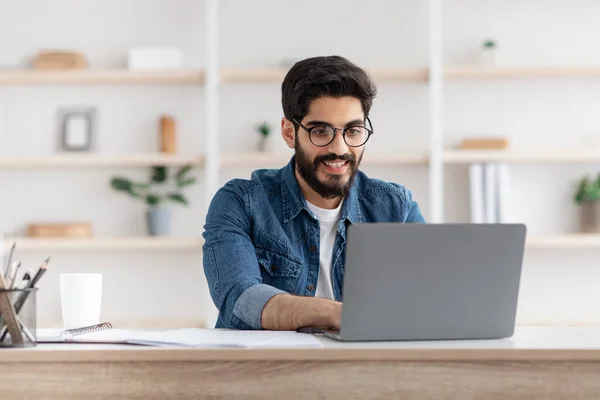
[1,0,599,328]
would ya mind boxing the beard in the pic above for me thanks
[294,140,363,199]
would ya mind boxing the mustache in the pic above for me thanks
[314,153,355,164]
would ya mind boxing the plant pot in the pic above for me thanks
[580,202,600,233]
[146,207,172,236]
[257,135,272,152]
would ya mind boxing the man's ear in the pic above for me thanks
[281,118,295,149]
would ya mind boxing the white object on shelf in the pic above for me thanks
[469,163,485,223]
[480,43,496,66]
[2,237,204,252]
[496,164,511,223]
[127,47,184,70]
[484,164,497,223]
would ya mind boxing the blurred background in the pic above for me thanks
[1,0,599,328]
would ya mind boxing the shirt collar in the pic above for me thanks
[280,155,362,225]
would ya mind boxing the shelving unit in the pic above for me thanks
[0,153,204,168]
[0,70,205,85]
[2,3,599,254]
[3,237,204,252]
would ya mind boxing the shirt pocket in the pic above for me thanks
[256,249,303,294]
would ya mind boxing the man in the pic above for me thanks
[202,55,425,330]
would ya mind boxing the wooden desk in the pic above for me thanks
[1,327,600,399]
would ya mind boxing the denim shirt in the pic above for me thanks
[202,156,425,329]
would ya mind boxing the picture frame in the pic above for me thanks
[57,107,96,152]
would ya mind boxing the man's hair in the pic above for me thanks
[281,55,377,123]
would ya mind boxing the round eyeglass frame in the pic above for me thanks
[292,117,374,147]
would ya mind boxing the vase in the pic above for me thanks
[257,135,271,152]
[580,202,600,233]
[146,207,172,236]
[480,47,495,66]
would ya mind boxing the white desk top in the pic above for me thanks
[29,327,600,350]
[3,327,600,362]
[314,326,600,349]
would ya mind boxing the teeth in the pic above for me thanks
[324,161,345,167]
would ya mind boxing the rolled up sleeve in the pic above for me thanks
[202,181,285,330]
[233,284,286,329]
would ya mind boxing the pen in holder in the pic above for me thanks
[0,288,37,347]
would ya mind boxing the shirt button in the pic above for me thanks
[271,265,278,272]
[307,285,314,291]
[309,245,316,253]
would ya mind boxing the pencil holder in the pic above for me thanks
[0,288,37,347]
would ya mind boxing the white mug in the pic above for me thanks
[60,273,103,330]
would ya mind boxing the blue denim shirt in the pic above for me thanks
[202,156,425,329]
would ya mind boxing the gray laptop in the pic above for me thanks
[323,223,526,341]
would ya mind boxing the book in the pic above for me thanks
[36,323,323,348]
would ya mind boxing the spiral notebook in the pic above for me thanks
[36,323,323,348]
[37,322,118,343]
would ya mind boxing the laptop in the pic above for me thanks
[322,223,526,342]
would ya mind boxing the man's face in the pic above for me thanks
[294,96,365,199]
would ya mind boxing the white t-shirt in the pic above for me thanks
[306,200,343,300]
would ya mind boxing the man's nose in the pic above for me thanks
[326,130,349,156]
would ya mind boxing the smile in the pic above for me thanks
[320,160,350,174]
[323,161,348,168]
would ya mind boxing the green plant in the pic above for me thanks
[574,174,600,204]
[483,39,496,48]
[256,122,271,137]
[110,165,197,208]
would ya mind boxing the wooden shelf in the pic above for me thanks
[445,65,600,80]
[527,234,600,249]
[3,66,600,86]
[220,69,287,83]
[3,237,204,252]
[219,152,294,167]
[0,154,204,168]
[369,69,429,82]
[444,150,600,164]
[220,68,428,83]
[0,70,204,85]
[9,150,600,168]
[362,152,429,166]
[219,152,429,168]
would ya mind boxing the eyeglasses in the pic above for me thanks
[292,117,374,147]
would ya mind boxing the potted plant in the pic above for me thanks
[110,165,197,236]
[256,121,272,152]
[574,174,600,233]
[480,39,497,66]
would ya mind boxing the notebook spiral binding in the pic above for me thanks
[61,322,113,338]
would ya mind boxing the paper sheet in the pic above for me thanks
[40,328,323,348]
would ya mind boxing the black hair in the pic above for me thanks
[281,55,377,123]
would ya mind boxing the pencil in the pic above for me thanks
[28,259,49,288]
[4,242,15,278]
[13,258,50,313]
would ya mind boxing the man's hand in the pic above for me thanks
[260,293,342,330]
